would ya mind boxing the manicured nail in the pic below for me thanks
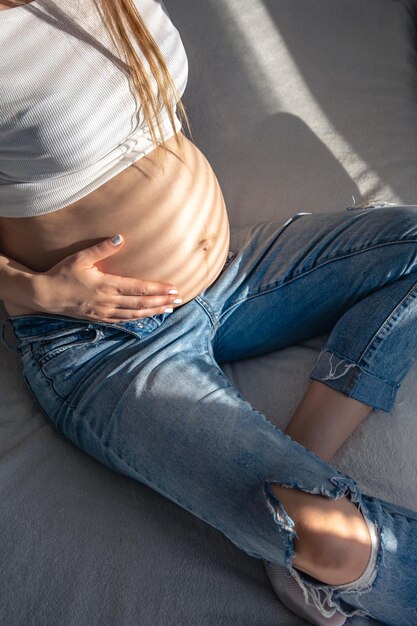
[168,289,178,295]
[110,234,123,246]
[172,298,182,304]
[164,307,173,313]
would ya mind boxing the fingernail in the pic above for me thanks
[164,307,174,313]
[172,298,182,304]
[110,234,123,246]
[168,289,178,295]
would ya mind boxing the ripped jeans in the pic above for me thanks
[3,204,417,624]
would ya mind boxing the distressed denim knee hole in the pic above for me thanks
[263,479,376,620]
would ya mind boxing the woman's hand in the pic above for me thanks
[33,234,181,323]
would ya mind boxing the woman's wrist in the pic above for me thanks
[28,272,50,312]
[0,254,43,311]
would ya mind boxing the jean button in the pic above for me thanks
[137,323,144,328]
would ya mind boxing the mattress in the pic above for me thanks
[1,0,416,624]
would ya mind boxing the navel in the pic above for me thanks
[198,238,212,252]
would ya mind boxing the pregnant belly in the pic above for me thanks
[0,132,231,318]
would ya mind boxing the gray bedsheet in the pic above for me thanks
[2,1,417,624]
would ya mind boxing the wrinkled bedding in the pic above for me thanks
[2,1,417,623]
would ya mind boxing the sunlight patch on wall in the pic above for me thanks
[220,0,397,202]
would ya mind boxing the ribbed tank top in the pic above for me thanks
[0,0,188,217]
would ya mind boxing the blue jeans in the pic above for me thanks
[3,205,417,624]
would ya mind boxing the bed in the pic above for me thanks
[1,1,417,623]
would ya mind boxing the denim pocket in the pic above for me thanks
[24,324,129,404]
[30,326,101,368]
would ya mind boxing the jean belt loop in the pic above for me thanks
[0,318,19,353]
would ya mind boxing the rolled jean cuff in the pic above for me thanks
[309,348,399,413]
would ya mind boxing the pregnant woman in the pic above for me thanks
[1,1,417,624]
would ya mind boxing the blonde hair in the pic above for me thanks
[94,0,191,158]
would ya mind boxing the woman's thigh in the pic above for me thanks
[203,206,417,363]
[10,305,363,572]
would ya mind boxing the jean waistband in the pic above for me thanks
[1,308,171,351]
[1,314,94,352]
[9,313,92,335]
[2,312,141,350]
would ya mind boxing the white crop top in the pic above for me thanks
[0,0,188,217]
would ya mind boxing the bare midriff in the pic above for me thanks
[0,132,231,318]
